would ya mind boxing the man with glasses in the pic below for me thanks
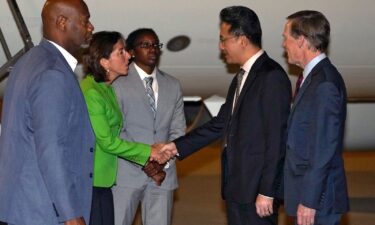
[161,6,291,225]
[112,28,185,225]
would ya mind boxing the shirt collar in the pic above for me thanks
[241,49,264,73]
[303,53,326,79]
[47,40,78,72]
[133,62,156,80]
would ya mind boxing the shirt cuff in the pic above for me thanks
[258,194,274,199]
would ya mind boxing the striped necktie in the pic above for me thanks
[144,77,156,118]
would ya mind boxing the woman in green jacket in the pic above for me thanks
[81,31,169,225]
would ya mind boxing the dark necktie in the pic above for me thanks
[225,69,246,145]
[144,77,156,118]
[234,69,246,106]
[294,73,304,98]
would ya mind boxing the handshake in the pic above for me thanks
[142,142,177,186]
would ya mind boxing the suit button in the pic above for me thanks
[154,131,156,134]
[89,173,93,178]
[90,147,93,152]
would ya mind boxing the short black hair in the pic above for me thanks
[220,6,262,48]
[126,28,159,51]
[83,31,124,82]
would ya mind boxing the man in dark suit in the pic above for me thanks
[282,10,349,225]
[0,0,95,224]
[161,6,291,225]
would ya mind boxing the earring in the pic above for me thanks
[132,55,135,58]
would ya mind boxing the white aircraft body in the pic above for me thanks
[1,0,374,150]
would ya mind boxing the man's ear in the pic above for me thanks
[240,35,249,47]
[56,15,67,31]
[297,35,305,48]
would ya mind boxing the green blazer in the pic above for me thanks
[81,75,150,187]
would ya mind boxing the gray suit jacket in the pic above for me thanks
[112,63,185,190]
[0,39,95,224]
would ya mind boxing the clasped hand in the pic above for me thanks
[149,142,178,164]
[143,142,178,186]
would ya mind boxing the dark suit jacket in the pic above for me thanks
[0,39,95,224]
[175,52,291,204]
[284,58,349,216]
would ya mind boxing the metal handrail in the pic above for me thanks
[0,0,34,81]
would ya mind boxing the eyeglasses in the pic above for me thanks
[219,36,238,44]
[136,42,163,49]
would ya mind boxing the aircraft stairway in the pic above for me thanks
[0,0,34,82]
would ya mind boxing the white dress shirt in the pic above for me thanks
[134,63,159,108]
[47,40,78,72]
[232,49,264,109]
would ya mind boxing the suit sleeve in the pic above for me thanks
[168,81,186,141]
[84,88,150,166]
[258,70,291,197]
[175,91,233,159]
[29,70,84,222]
[301,82,342,209]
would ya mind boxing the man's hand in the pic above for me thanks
[150,170,166,186]
[149,143,172,164]
[160,142,178,156]
[297,203,316,225]
[143,160,166,186]
[64,217,86,225]
[255,194,273,217]
[143,160,165,177]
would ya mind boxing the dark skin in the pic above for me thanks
[130,33,161,74]
[42,0,94,56]
[129,32,169,185]
[41,0,94,224]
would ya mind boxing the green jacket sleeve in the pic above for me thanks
[84,88,150,166]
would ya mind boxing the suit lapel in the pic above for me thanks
[288,58,330,125]
[288,74,312,126]
[154,69,166,123]
[128,64,155,116]
[40,39,74,74]
[232,52,268,115]
[291,74,311,110]
[128,63,146,89]
[129,63,162,121]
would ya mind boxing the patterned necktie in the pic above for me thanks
[294,73,304,98]
[144,77,156,117]
[234,69,246,106]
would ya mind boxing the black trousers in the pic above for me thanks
[89,187,114,225]
[226,200,279,225]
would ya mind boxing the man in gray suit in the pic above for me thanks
[112,28,186,225]
[0,0,95,224]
